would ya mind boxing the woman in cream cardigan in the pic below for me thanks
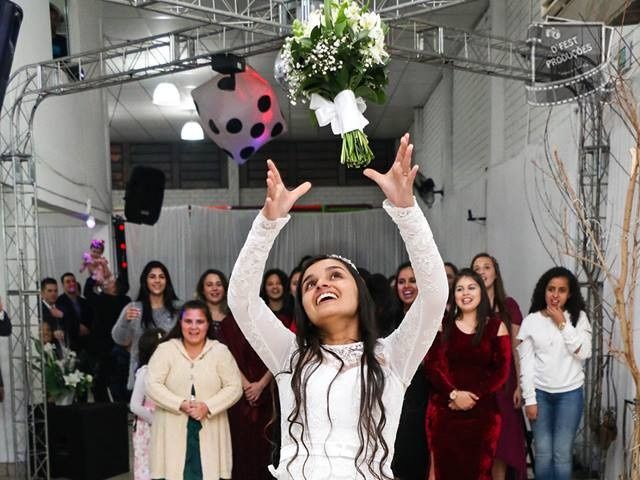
[146,299,242,480]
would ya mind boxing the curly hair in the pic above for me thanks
[528,267,585,327]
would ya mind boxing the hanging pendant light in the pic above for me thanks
[181,121,204,141]
[153,82,181,106]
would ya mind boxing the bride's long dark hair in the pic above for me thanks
[281,255,390,479]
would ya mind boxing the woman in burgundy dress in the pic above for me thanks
[472,254,527,480]
[197,269,274,479]
[425,269,511,480]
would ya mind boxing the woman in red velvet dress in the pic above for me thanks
[197,269,274,479]
[425,268,511,480]
[472,254,527,480]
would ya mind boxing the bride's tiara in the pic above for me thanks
[328,254,358,273]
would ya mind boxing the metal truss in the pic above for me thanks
[573,94,610,479]
[387,23,531,81]
[103,0,533,81]
[1,72,48,479]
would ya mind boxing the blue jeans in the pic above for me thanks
[532,387,584,480]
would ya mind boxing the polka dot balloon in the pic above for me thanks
[191,66,287,165]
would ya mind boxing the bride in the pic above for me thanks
[228,133,447,479]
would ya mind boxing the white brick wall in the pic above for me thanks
[452,70,491,190]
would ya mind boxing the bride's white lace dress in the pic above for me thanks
[228,199,447,479]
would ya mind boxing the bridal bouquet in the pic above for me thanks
[279,0,389,168]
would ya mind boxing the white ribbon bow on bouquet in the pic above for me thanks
[309,89,369,135]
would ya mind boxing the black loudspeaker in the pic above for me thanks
[0,0,23,110]
[124,166,165,225]
[48,403,129,480]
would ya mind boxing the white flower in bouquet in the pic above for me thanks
[43,342,55,355]
[344,3,361,24]
[359,11,380,33]
[64,371,82,388]
[303,9,323,37]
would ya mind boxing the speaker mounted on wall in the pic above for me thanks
[124,166,165,225]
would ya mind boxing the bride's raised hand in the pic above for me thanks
[362,133,417,208]
[262,159,312,220]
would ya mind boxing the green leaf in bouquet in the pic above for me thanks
[324,0,333,28]
[310,26,322,42]
[375,89,387,104]
[335,21,347,37]
[292,19,304,37]
[357,29,370,41]
[301,78,324,92]
[349,73,363,90]
[309,109,319,127]
[336,66,349,90]
[355,85,377,103]
[336,2,347,25]
[299,38,313,50]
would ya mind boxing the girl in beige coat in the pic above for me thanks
[146,300,242,480]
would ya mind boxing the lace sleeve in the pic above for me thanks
[382,198,448,385]
[228,212,296,374]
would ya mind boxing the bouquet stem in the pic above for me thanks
[341,130,374,168]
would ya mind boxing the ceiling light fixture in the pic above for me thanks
[181,121,204,141]
[152,82,181,106]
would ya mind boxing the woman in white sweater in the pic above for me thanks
[517,266,592,480]
[227,133,448,480]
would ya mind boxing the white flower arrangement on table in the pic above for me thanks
[33,339,93,403]
[279,0,389,168]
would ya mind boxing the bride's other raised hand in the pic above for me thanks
[362,133,417,208]
[262,159,312,221]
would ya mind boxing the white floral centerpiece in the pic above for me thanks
[33,340,93,405]
[279,0,389,168]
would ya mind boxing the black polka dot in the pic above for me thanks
[271,122,283,137]
[208,119,220,134]
[250,123,265,138]
[240,146,255,159]
[222,149,233,159]
[226,118,242,134]
[257,95,271,112]
[217,76,235,91]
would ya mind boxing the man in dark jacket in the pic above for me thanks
[56,273,93,358]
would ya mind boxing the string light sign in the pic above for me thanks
[525,22,613,106]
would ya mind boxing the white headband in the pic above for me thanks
[328,254,358,273]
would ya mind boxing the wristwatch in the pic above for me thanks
[449,389,458,401]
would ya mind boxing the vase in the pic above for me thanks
[54,392,74,406]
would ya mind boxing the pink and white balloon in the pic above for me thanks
[191,66,287,165]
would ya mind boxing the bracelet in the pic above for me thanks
[558,321,566,331]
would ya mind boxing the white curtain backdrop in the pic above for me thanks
[122,206,409,300]
[39,226,102,281]
[37,206,411,301]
